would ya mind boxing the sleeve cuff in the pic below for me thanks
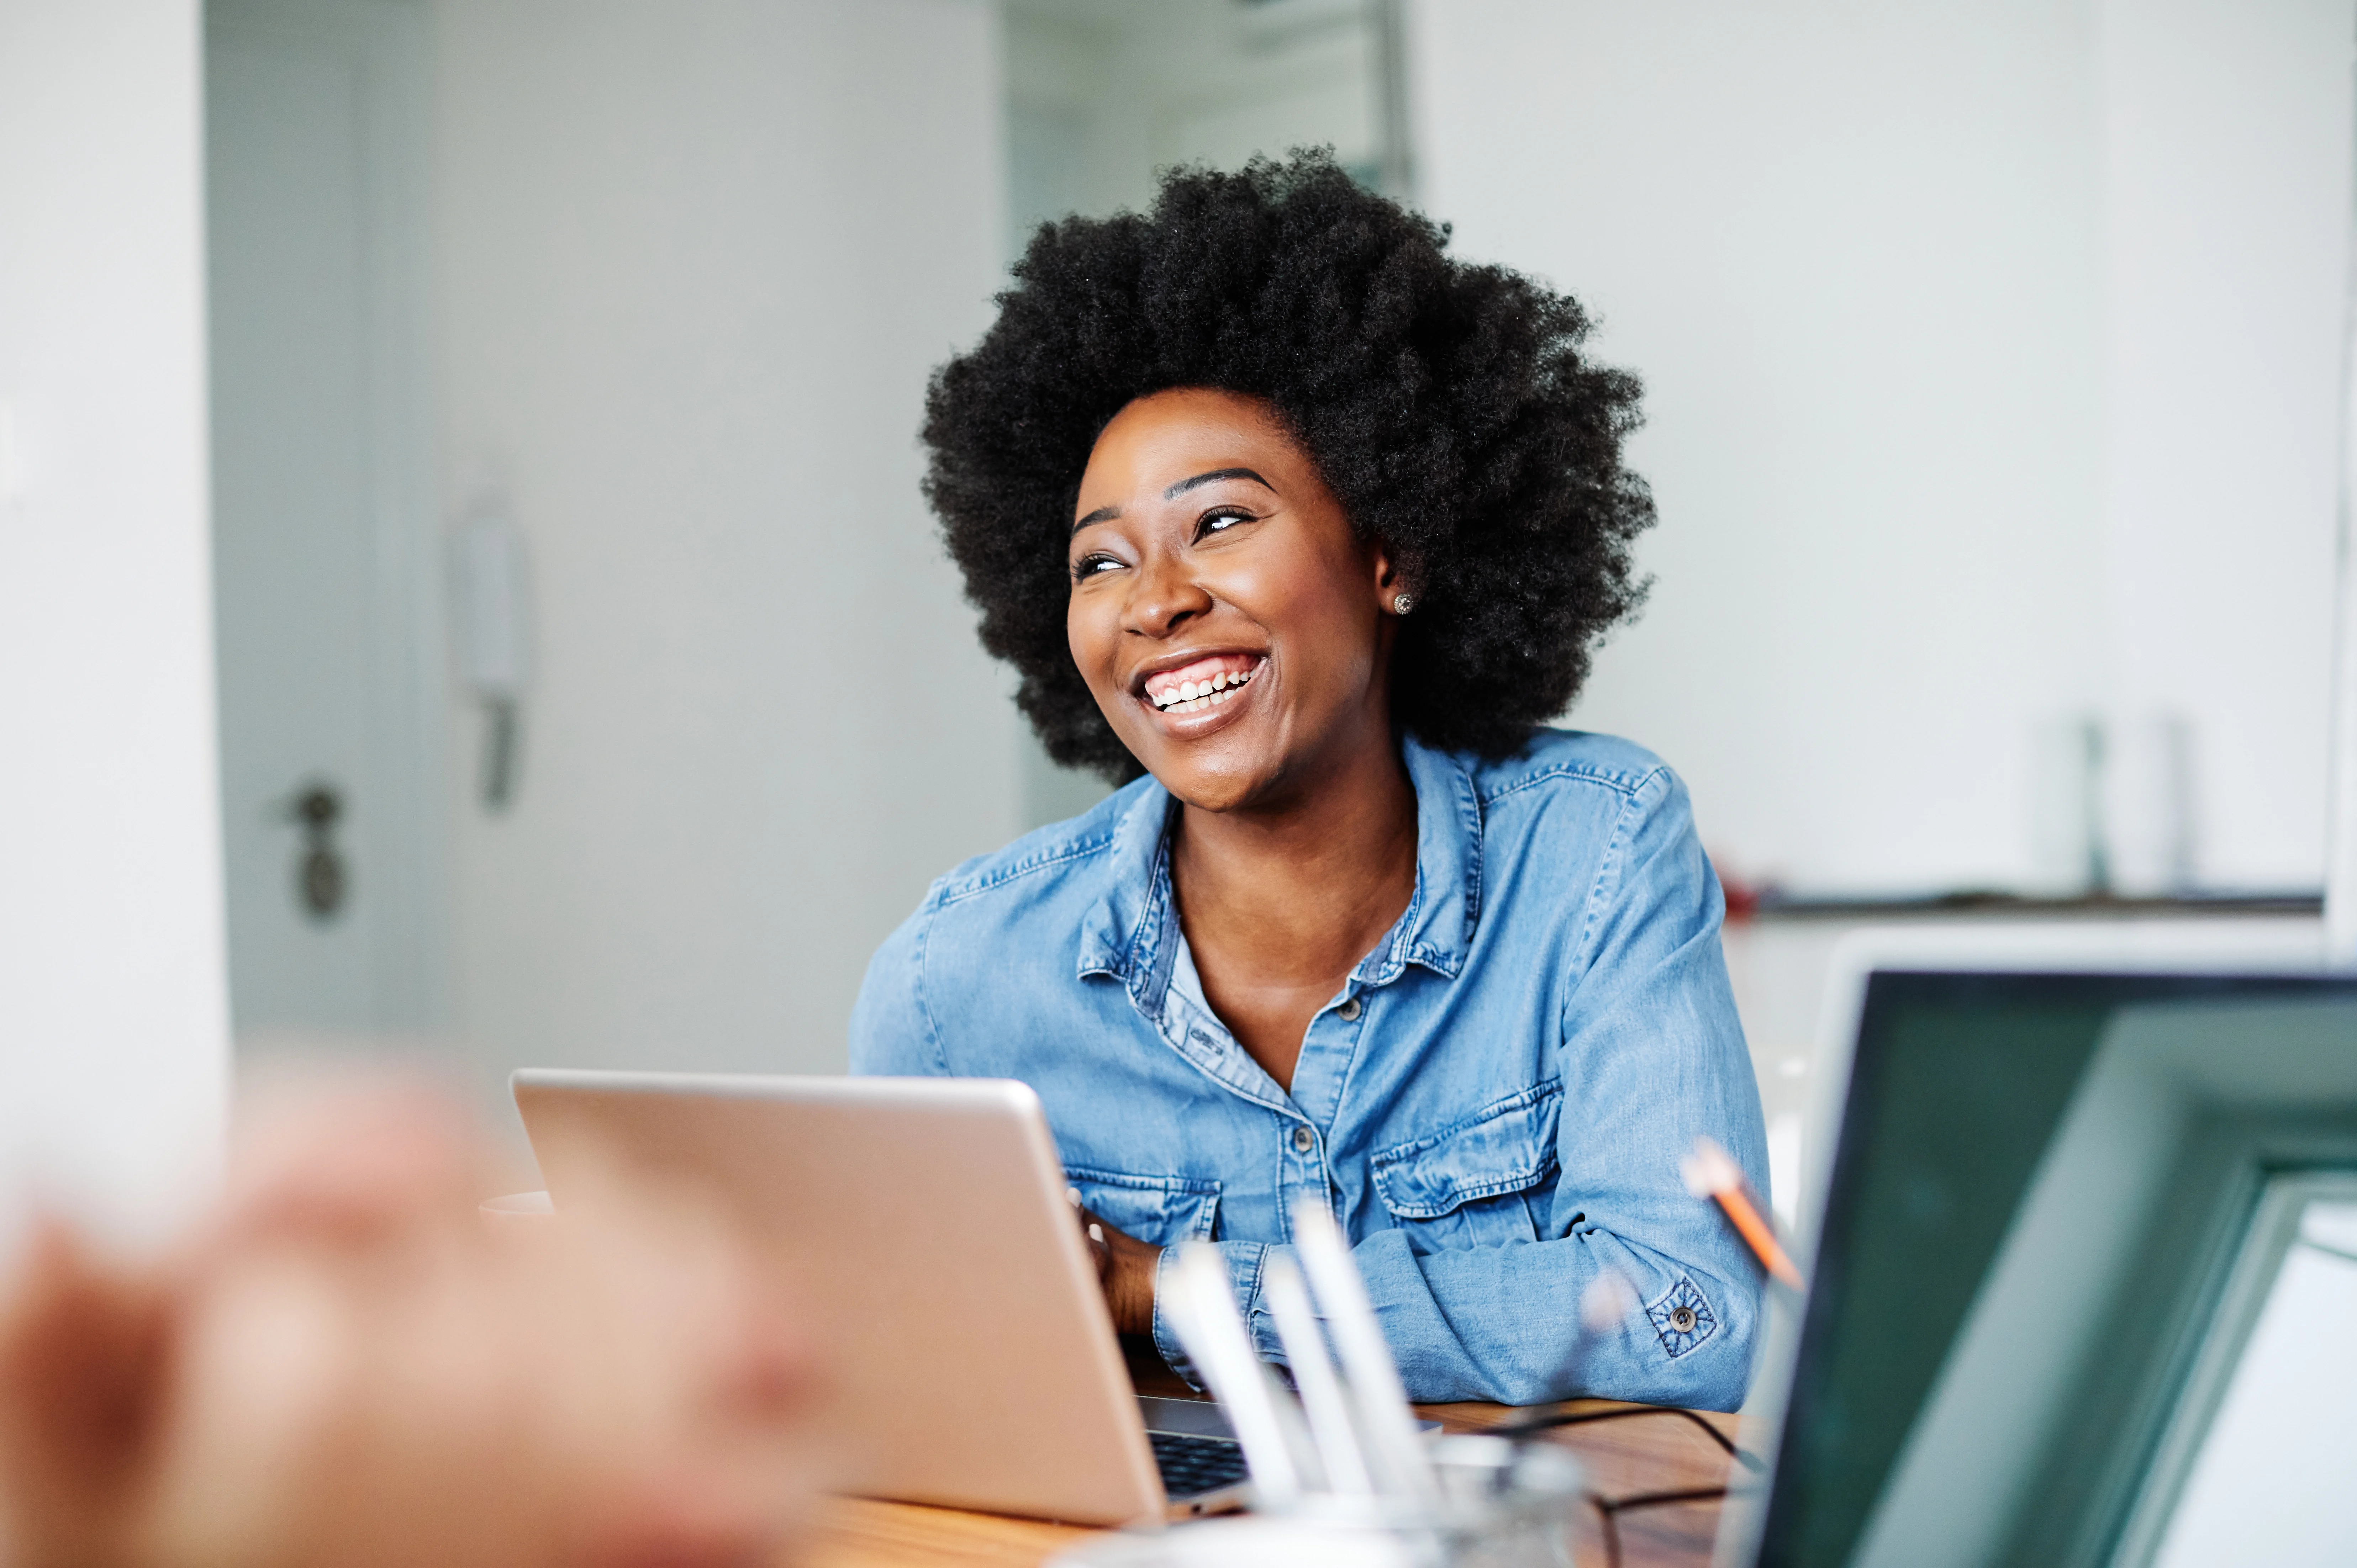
[1149,1240,1273,1389]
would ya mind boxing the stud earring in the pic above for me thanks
[1392,593,1415,615]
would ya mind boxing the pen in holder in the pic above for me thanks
[1057,1214,1585,1568]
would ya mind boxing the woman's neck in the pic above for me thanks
[1168,726,1418,1091]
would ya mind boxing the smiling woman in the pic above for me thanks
[850,153,1771,1411]
[1069,394,1390,808]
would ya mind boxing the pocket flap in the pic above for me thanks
[1370,1081,1562,1220]
[1064,1166,1222,1245]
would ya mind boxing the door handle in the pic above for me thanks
[283,782,348,920]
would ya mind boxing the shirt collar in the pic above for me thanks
[1074,780,1177,983]
[1076,734,1484,985]
[1381,734,1483,980]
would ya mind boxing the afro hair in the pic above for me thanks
[921,150,1652,783]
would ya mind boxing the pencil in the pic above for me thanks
[1681,1137,1804,1291]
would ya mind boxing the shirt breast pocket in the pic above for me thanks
[1370,1081,1562,1255]
[1064,1166,1222,1247]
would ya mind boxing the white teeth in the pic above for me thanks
[1149,663,1259,713]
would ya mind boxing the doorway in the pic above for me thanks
[205,0,446,1045]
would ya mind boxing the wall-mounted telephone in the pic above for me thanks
[451,487,531,810]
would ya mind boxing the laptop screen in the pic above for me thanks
[1754,969,2357,1568]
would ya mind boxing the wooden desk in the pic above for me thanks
[795,1350,1740,1568]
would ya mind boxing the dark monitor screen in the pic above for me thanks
[1755,970,2357,1568]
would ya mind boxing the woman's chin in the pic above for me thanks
[1120,676,1276,805]
[1132,735,1291,816]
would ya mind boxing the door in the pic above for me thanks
[206,0,444,1043]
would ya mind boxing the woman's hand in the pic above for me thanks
[1074,1205,1162,1336]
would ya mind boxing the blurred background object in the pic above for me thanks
[448,475,531,812]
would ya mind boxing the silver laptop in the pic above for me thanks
[511,1069,1250,1526]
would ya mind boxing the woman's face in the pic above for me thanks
[1067,388,1397,812]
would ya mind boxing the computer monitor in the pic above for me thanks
[1719,924,2357,1568]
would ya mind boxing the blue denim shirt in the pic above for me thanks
[849,730,1769,1410]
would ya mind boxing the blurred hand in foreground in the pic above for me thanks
[0,1081,813,1568]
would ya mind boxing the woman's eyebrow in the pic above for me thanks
[1070,467,1274,535]
[1164,467,1274,500]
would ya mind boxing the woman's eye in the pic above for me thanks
[1071,553,1124,581]
[1197,508,1254,539]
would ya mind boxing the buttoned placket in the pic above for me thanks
[1083,743,1487,1247]
[1275,992,1361,1233]
[1145,879,1420,1244]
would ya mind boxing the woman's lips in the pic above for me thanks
[1134,654,1265,735]
[1141,653,1264,713]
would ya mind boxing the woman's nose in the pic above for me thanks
[1123,550,1212,637]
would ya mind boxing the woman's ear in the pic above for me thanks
[1372,548,1413,616]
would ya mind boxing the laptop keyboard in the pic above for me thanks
[1149,1430,1250,1498]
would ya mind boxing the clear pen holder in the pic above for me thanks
[1055,1435,1587,1568]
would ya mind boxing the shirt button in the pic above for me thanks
[1291,1125,1315,1154]
[1337,997,1362,1022]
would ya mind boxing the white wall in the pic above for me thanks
[431,0,1019,1090]
[1410,0,2348,896]
[2098,0,2352,892]
[0,0,231,1236]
